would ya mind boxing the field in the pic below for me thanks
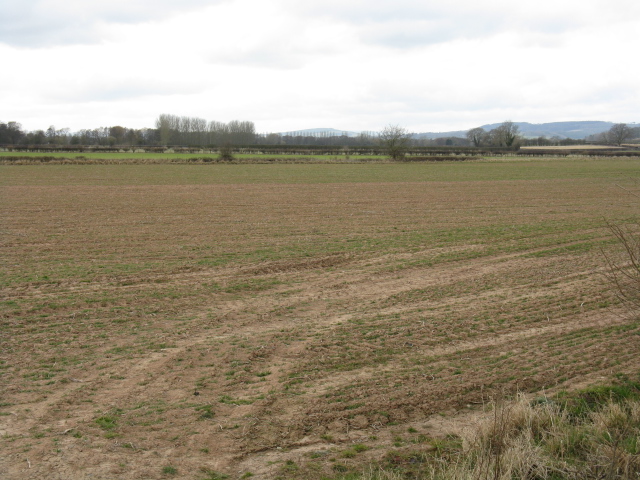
[0,151,363,162]
[519,145,627,150]
[2,157,640,479]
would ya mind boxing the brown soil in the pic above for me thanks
[1,180,639,479]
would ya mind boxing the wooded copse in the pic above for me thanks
[464,121,524,147]
[589,123,638,146]
[155,115,256,146]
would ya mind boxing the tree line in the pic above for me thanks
[0,122,159,147]
[465,121,520,147]
[0,115,257,147]
[465,122,639,148]
[379,121,523,160]
[155,115,256,146]
[1,117,637,148]
[586,123,640,146]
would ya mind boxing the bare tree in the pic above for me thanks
[227,120,256,145]
[466,127,485,147]
[208,121,228,145]
[602,182,640,319]
[193,117,208,145]
[493,121,520,147]
[379,124,411,160]
[154,115,255,146]
[604,221,640,312]
[607,123,631,146]
[155,114,175,145]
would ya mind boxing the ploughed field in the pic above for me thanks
[2,159,640,479]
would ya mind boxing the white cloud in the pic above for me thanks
[1,0,639,132]
[0,0,226,46]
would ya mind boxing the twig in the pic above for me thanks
[614,183,640,199]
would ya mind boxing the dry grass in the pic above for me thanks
[448,395,640,479]
[332,383,640,480]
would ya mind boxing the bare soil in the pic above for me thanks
[1,178,639,479]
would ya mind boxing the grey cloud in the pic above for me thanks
[207,37,342,70]
[360,14,581,49]
[0,0,225,47]
[359,17,504,49]
[209,48,305,70]
[359,77,527,116]
[578,84,638,104]
[47,78,207,103]
[285,1,596,49]
[285,0,453,24]
[377,92,521,114]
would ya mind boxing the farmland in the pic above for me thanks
[2,157,640,479]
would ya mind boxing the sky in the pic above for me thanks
[1,0,639,134]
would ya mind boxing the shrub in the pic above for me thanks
[603,221,640,313]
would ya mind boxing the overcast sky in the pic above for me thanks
[1,0,638,133]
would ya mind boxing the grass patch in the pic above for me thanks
[95,415,118,431]
[199,468,228,480]
[319,377,640,479]
[162,465,178,475]
[3,157,640,186]
[195,404,216,419]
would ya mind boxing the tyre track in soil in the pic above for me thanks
[291,308,627,396]
[1,244,617,478]
[226,305,637,480]
[0,235,608,303]
[2,243,609,431]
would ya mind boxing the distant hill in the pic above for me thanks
[414,121,623,140]
[279,121,637,141]
[483,121,617,139]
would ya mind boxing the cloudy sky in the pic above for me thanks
[1,0,638,133]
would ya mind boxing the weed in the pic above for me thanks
[199,468,228,480]
[332,463,349,473]
[95,416,118,430]
[218,395,254,405]
[162,465,178,475]
[195,404,215,419]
